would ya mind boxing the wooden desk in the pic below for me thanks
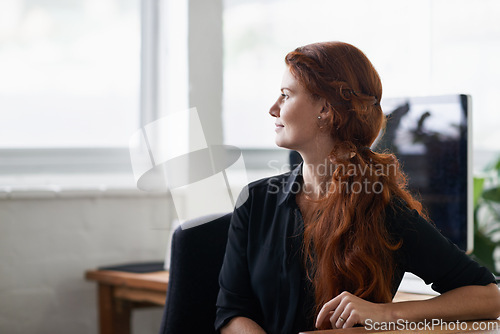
[85,269,169,334]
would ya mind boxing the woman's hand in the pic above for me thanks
[315,291,392,329]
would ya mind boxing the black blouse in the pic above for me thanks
[215,164,495,334]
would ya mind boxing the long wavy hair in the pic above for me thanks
[285,41,427,324]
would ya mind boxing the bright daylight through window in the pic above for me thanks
[0,0,140,149]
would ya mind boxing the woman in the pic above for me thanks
[215,41,500,334]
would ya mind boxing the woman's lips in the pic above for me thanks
[275,123,284,132]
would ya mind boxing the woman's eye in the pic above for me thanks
[281,93,288,100]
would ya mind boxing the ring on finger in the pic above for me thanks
[339,317,345,322]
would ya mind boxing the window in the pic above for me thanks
[0,0,142,182]
[223,0,500,167]
[0,0,140,149]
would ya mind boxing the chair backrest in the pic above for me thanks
[159,213,232,334]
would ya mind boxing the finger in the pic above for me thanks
[340,309,358,329]
[335,305,358,328]
[329,300,348,329]
[319,311,333,329]
[335,309,349,329]
[316,295,343,328]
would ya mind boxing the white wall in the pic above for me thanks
[0,193,174,334]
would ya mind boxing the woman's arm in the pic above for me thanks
[215,190,266,332]
[221,317,267,334]
[316,283,500,329]
[390,283,500,321]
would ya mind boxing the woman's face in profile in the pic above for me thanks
[269,67,325,151]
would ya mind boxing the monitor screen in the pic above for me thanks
[373,94,472,253]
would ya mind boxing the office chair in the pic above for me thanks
[159,213,232,334]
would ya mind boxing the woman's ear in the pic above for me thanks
[317,100,333,131]
[319,100,336,131]
[320,99,330,115]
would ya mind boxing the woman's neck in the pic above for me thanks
[301,157,335,201]
[295,137,337,200]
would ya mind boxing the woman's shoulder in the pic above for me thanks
[386,196,422,219]
[384,196,429,235]
[234,168,300,210]
[231,169,299,224]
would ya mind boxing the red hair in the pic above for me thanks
[285,41,427,326]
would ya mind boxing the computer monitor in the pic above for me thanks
[373,94,472,253]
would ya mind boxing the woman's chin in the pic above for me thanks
[275,141,294,151]
[274,139,287,149]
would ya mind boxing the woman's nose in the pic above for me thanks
[269,99,280,118]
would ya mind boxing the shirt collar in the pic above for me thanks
[277,162,303,206]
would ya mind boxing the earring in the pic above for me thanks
[317,116,321,119]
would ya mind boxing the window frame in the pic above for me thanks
[0,0,189,182]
